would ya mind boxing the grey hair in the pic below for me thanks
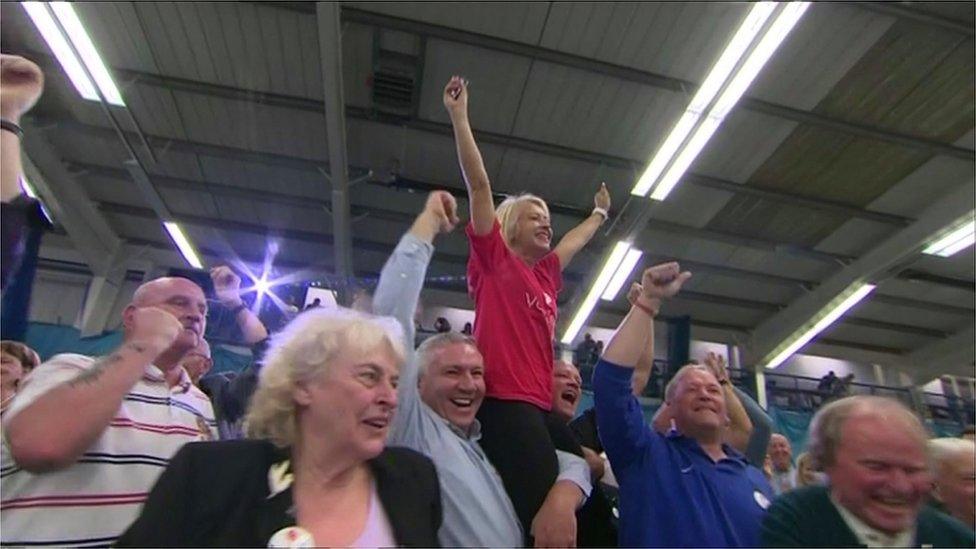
[494,193,549,248]
[415,332,479,377]
[245,306,405,448]
[664,363,714,403]
[928,437,975,474]
[806,395,928,471]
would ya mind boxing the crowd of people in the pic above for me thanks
[1,56,974,547]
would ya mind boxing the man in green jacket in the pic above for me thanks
[761,395,974,547]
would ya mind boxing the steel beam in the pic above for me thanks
[746,181,975,367]
[95,63,915,228]
[317,2,354,281]
[852,2,974,36]
[307,4,975,160]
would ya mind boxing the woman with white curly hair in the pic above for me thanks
[118,307,442,547]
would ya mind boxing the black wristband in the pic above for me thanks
[229,303,247,316]
[1,119,24,139]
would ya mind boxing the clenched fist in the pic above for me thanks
[641,262,692,301]
[1,54,44,123]
[129,306,184,354]
[442,75,468,120]
[423,190,460,234]
[210,266,242,308]
[594,182,610,211]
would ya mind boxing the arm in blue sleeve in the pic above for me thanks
[593,359,652,471]
[736,385,774,468]
[373,233,433,354]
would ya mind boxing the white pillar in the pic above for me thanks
[755,368,768,410]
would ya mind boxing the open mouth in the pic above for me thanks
[561,390,579,405]
[363,417,390,429]
[450,397,475,409]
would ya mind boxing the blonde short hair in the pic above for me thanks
[245,307,405,448]
[495,193,549,248]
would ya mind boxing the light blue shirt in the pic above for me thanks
[375,233,590,548]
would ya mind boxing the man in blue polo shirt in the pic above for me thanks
[593,262,773,547]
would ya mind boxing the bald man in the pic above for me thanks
[1,276,217,546]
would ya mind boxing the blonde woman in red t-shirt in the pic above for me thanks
[444,75,611,546]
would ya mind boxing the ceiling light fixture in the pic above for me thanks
[761,282,876,370]
[163,222,204,269]
[923,217,975,258]
[22,2,125,106]
[632,1,809,200]
[562,241,642,344]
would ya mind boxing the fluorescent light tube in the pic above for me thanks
[631,2,809,200]
[710,2,810,120]
[763,282,876,369]
[687,2,777,114]
[632,111,701,197]
[923,219,975,257]
[49,2,125,106]
[561,242,630,344]
[602,248,644,301]
[163,222,204,269]
[21,2,99,101]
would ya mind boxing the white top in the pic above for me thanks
[831,493,915,548]
[1,353,217,547]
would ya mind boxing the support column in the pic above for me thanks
[77,248,127,337]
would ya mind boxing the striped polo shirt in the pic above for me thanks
[1,353,217,547]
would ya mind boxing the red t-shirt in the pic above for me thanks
[466,220,562,410]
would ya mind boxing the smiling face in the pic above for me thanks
[669,368,727,437]
[826,414,932,535]
[509,200,553,260]
[294,343,400,461]
[419,341,485,434]
[769,434,793,472]
[551,360,582,421]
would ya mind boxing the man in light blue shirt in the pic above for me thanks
[374,191,591,548]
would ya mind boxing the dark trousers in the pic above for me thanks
[476,398,584,545]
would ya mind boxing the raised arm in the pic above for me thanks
[443,76,495,236]
[595,263,691,465]
[211,266,268,345]
[1,54,43,203]
[374,191,459,348]
[627,282,654,396]
[702,352,753,454]
[5,307,182,472]
[553,183,610,269]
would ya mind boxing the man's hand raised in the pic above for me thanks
[210,266,243,308]
[641,262,692,301]
[1,54,44,123]
[411,190,460,243]
[129,307,183,355]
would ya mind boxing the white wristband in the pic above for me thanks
[592,207,609,221]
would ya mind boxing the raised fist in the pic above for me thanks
[210,266,242,307]
[442,76,468,119]
[641,262,692,300]
[1,54,44,123]
[626,281,642,305]
[594,182,611,210]
[129,306,183,354]
[702,352,729,384]
[424,190,460,234]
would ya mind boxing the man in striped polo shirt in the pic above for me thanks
[1,276,217,547]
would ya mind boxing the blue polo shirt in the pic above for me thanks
[593,359,773,547]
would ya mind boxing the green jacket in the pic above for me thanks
[761,486,975,547]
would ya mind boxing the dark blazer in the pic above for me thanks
[116,439,442,547]
[761,485,975,548]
